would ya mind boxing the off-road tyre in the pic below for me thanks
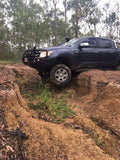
[116,65,120,71]
[50,64,71,86]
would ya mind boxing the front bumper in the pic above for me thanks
[23,49,56,72]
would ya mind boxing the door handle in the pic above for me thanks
[93,51,99,53]
[73,50,79,54]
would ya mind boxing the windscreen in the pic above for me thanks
[60,38,80,47]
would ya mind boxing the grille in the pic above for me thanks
[29,51,40,62]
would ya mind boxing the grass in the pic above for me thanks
[20,80,75,123]
[0,60,22,64]
[0,60,15,64]
[81,125,103,147]
[90,132,102,147]
[117,149,120,153]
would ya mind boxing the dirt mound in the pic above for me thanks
[0,65,114,160]
[74,70,120,136]
[71,70,120,158]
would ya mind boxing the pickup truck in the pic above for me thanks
[23,36,120,86]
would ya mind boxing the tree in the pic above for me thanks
[103,2,120,39]
[63,0,68,37]
[83,0,100,35]
[67,0,98,37]
[0,1,12,60]
[7,0,44,56]
[52,0,59,45]
[68,0,81,37]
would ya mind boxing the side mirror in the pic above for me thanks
[80,42,89,48]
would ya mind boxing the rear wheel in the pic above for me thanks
[50,64,71,86]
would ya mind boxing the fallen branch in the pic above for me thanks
[9,127,28,160]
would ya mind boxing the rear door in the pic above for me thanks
[97,38,117,68]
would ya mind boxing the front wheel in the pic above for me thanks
[50,64,71,86]
[38,72,49,78]
[116,65,120,70]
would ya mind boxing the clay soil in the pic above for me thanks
[0,64,120,160]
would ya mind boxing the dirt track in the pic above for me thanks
[0,64,120,160]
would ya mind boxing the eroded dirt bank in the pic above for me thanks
[0,64,120,160]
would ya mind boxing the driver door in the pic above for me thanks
[76,37,101,69]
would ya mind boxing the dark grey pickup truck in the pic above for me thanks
[23,36,120,86]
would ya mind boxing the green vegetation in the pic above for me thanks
[0,60,22,64]
[0,60,14,64]
[83,126,103,147]
[117,149,120,153]
[20,81,75,123]
[90,132,102,147]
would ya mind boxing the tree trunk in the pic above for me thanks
[53,0,58,45]
[75,1,79,38]
[64,0,68,37]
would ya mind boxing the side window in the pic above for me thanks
[98,39,112,48]
[80,38,97,48]
[116,42,120,49]
[88,38,97,47]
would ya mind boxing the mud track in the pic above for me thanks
[0,64,120,160]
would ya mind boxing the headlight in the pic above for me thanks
[39,51,52,58]
[48,51,52,56]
